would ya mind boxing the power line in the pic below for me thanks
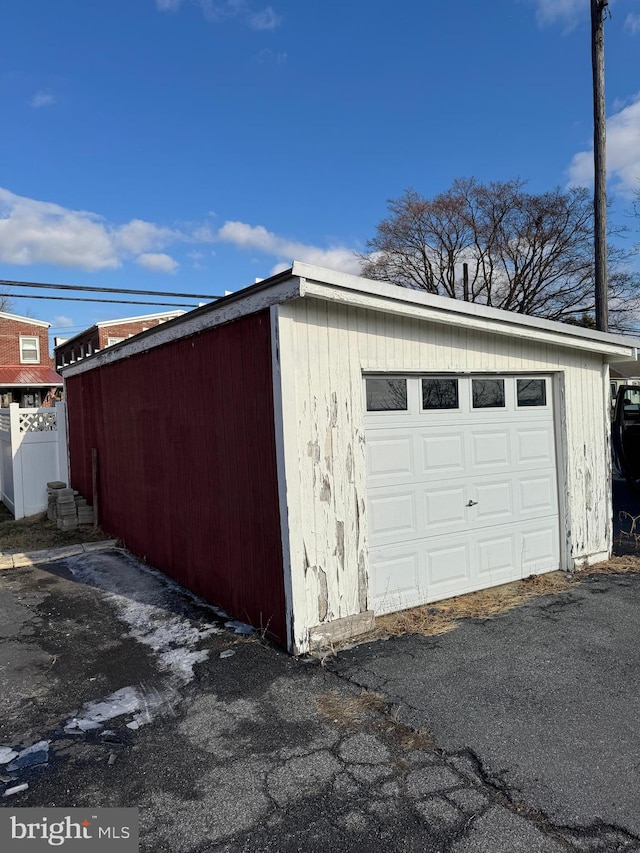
[0,278,221,300]
[5,293,199,307]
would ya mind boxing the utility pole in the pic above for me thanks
[591,0,609,332]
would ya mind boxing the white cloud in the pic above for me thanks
[249,6,280,30]
[187,250,206,269]
[0,186,362,281]
[30,91,56,108]
[568,94,640,195]
[158,0,282,29]
[0,188,185,272]
[529,0,587,26]
[52,315,75,328]
[626,12,640,34]
[216,221,362,275]
[255,48,287,65]
[135,253,179,273]
[114,219,179,253]
[0,188,119,270]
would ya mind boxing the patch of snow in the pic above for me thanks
[6,741,49,772]
[224,620,255,636]
[65,683,179,732]
[219,649,235,659]
[3,783,29,797]
[0,747,19,764]
[65,552,221,682]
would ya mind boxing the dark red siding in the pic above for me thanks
[66,310,287,645]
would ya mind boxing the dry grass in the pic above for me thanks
[317,688,388,727]
[371,556,640,642]
[0,505,108,554]
[585,554,640,574]
[317,688,434,752]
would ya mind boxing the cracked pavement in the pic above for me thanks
[1,550,640,852]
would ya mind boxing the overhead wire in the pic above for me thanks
[0,278,222,300]
[5,293,199,307]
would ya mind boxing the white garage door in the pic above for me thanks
[364,375,560,615]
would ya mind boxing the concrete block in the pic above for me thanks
[44,545,84,559]
[308,611,376,650]
[11,554,34,567]
[82,540,119,552]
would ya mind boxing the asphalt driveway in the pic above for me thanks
[2,546,640,852]
[329,570,640,848]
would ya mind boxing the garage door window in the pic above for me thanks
[366,378,407,411]
[422,377,458,410]
[472,378,505,408]
[517,378,547,407]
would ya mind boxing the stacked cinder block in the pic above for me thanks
[46,481,95,528]
[74,494,94,526]
[46,482,66,521]
[56,487,79,531]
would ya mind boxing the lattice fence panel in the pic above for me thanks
[19,411,58,433]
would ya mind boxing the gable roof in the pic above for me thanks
[0,366,63,387]
[0,311,50,328]
[61,261,639,377]
[54,309,186,350]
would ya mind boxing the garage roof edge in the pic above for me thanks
[61,273,302,377]
[61,261,638,378]
[291,261,638,360]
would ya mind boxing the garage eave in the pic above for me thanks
[292,262,638,361]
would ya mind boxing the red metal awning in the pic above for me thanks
[0,366,63,387]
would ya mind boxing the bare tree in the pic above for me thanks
[0,289,13,313]
[362,178,639,331]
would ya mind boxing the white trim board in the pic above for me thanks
[61,262,638,378]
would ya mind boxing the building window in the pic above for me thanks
[106,337,125,347]
[366,377,408,411]
[472,378,505,409]
[422,377,459,410]
[517,378,547,407]
[20,337,40,364]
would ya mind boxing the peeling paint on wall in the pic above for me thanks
[358,551,367,612]
[319,475,331,503]
[315,566,328,622]
[335,521,345,572]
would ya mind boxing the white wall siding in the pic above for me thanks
[276,299,613,653]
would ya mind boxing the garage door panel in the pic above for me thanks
[520,525,559,573]
[424,485,467,529]
[366,434,414,480]
[365,374,560,613]
[519,475,557,515]
[369,548,422,615]
[426,542,472,594]
[421,432,466,475]
[472,480,514,522]
[471,430,511,468]
[476,534,516,579]
[516,427,555,466]
[369,492,417,539]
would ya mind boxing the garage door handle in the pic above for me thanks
[466,500,478,507]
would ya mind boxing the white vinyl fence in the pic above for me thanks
[0,402,69,520]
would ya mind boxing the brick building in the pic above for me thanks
[54,310,185,369]
[0,312,62,407]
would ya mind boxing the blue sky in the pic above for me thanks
[1,0,640,344]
